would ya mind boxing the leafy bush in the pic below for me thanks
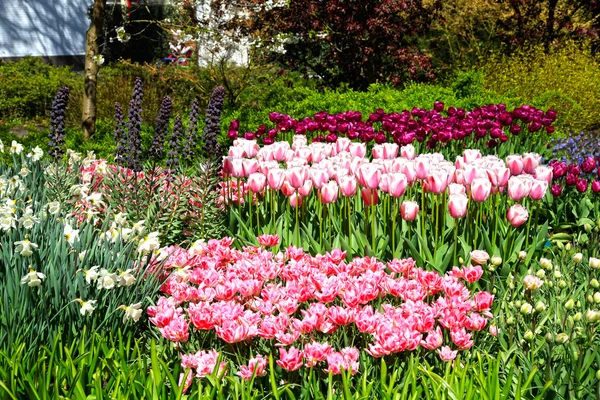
[0,58,82,121]
[480,42,600,132]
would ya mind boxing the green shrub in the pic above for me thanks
[0,57,82,121]
[480,42,600,132]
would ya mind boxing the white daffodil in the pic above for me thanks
[10,141,23,155]
[85,209,99,223]
[114,212,127,226]
[20,268,46,287]
[0,139,4,153]
[80,265,100,284]
[18,207,40,229]
[118,269,136,287]
[8,176,24,192]
[0,216,15,231]
[19,167,30,178]
[95,160,108,174]
[97,268,117,290]
[132,220,145,235]
[85,192,103,207]
[74,299,97,316]
[27,146,44,161]
[78,250,87,262]
[47,201,60,215]
[15,239,38,257]
[137,232,160,254]
[64,223,80,246]
[120,228,133,241]
[117,302,142,323]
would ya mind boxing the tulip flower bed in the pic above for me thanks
[223,136,579,270]
[226,103,557,159]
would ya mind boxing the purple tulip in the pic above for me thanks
[592,180,600,193]
[551,184,563,196]
[576,178,589,193]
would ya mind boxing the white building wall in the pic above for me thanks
[0,0,89,58]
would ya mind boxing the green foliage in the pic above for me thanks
[0,58,81,121]
[480,42,600,132]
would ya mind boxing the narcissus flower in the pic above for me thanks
[63,223,79,246]
[15,239,38,257]
[138,232,161,254]
[20,268,46,287]
[73,298,97,316]
[118,302,143,323]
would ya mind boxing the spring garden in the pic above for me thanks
[2,1,600,399]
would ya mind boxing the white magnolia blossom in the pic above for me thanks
[118,302,143,323]
[27,146,44,161]
[64,223,80,246]
[15,239,38,257]
[137,232,160,254]
[10,141,23,154]
[21,269,46,287]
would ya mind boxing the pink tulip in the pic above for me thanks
[463,164,480,185]
[272,142,290,161]
[357,164,381,190]
[448,183,466,195]
[438,346,458,362]
[295,146,312,162]
[535,166,553,183]
[361,188,379,206]
[470,250,489,265]
[267,169,285,190]
[298,179,313,196]
[257,234,280,247]
[247,172,267,193]
[321,181,339,204]
[378,174,389,192]
[448,193,468,218]
[349,143,367,158]
[277,347,303,371]
[463,149,481,164]
[310,168,329,189]
[386,173,408,197]
[507,204,529,227]
[338,175,358,197]
[228,146,245,158]
[289,193,303,208]
[455,155,465,170]
[400,200,419,221]
[487,166,510,187]
[286,166,308,189]
[529,179,548,200]
[242,158,259,177]
[281,181,295,196]
[224,157,244,178]
[507,176,530,201]
[241,140,260,158]
[415,158,430,180]
[523,152,541,174]
[506,155,524,176]
[425,169,448,194]
[400,161,417,183]
[401,144,415,160]
[421,327,443,350]
[470,178,491,202]
[336,137,351,153]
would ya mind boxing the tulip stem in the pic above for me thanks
[348,197,352,252]
[295,191,299,246]
[249,189,253,233]
[371,192,376,252]
[526,201,534,250]
[392,198,396,257]
[453,220,458,267]
[434,194,439,262]
[492,194,498,254]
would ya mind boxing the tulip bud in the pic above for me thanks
[520,303,533,315]
[566,316,574,328]
[554,270,562,279]
[559,280,567,288]
[596,370,600,380]
[565,242,572,251]
[536,269,546,279]
[594,292,600,304]
[547,280,553,288]
[535,301,546,313]
[585,224,592,233]
[507,316,515,325]
[555,333,569,343]
[491,256,502,266]
[514,300,521,308]
[458,257,464,265]
[557,241,564,250]
[585,310,600,323]
[518,251,527,260]
[524,330,535,341]
[508,282,515,290]
[574,312,582,322]
[588,295,594,304]
[565,299,575,310]
[545,332,554,343]
[591,279,600,289]
[539,258,552,270]
[590,257,600,269]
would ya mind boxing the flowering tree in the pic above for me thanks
[211,0,442,90]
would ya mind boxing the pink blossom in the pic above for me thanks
[438,346,458,362]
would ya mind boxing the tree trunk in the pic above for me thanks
[546,0,559,53]
[82,0,106,140]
